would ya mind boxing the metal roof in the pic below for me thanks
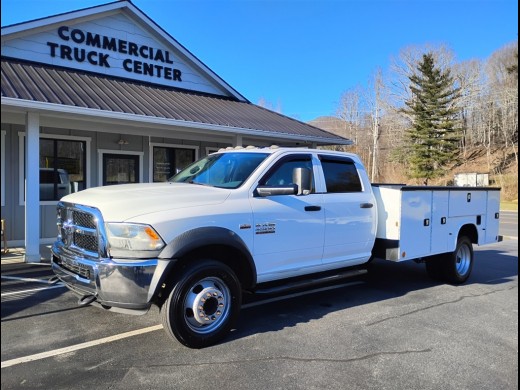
[1,58,351,145]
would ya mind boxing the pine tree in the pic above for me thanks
[404,53,461,185]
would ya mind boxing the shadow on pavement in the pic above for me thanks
[229,247,518,343]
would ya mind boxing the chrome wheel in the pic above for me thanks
[455,242,472,277]
[442,236,474,285]
[161,260,241,348]
[183,277,231,334]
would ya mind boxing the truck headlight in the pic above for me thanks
[105,223,165,258]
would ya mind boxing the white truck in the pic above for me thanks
[50,147,502,348]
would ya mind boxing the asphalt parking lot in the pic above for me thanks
[1,229,518,389]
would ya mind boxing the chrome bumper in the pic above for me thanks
[51,241,160,310]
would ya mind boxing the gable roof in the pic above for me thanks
[1,0,246,101]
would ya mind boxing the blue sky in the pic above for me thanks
[1,0,518,122]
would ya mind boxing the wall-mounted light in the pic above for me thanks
[118,138,129,145]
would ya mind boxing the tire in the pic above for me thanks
[160,260,241,348]
[441,236,474,284]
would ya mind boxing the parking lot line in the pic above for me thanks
[1,284,66,297]
[1,275,57,284]
[1,325,164,369]
[1,280,365,369]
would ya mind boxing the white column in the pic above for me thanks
[234,135,243,147]
[24,112,40,262]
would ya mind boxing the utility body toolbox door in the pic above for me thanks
[448,190,487,217]
[399,190,433,260]
[430,191,450,254]
[484,190,501,244]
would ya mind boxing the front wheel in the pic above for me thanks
[160,260,241,348]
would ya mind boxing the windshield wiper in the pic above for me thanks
[188,180,211,187]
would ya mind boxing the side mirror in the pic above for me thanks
[255,167,312,197]
[293,167,312,195]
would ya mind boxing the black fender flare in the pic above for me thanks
[158,226,257,288]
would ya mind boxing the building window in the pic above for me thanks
[103,153,139,185]
[151,145,197,182]
[18,133,91,205]
[205,146,220,156]
[39,138,87,201]
[98,149,144,187]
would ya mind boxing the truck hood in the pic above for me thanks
[61,183,231,221]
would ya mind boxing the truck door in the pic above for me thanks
[251,154,325,282]
[318,155,376,266]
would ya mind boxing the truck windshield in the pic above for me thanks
[169,152,269,189]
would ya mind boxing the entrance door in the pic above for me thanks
[103,154,140,186]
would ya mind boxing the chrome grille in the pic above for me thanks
[54,256,91,279]
[73,210,96,229]
[57,202,103,256]
[73,233,98,252]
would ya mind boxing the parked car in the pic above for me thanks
[40,168,71,201]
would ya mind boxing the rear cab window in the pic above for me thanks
[319,155,363,193]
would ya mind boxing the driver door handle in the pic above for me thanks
[304,206,321,212]
[360,203,373,209]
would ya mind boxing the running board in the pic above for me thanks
[254,269,367,295]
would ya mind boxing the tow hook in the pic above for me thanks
[78,294,97,306]
[48,276,60,285]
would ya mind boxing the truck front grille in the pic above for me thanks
[73,232,98,252]
[57,202,106,258]
[53,255,91,279]
[72,210,96,229]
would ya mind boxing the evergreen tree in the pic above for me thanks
[404,53,461,184]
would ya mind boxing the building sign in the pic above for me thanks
[2,12,226,95]
[47,26,182,82]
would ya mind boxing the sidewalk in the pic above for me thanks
[0,244,52,265]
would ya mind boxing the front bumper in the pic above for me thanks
[51,241,161,310]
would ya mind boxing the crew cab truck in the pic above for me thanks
[50,147,502,348]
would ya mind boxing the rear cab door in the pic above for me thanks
[317,154,377,267]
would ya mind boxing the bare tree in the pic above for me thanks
[485,41,518,165]
[453,59,484,158]
[257,97,282,113]
[387,43,456,114]
[336,87,363,153]
[364,68,385,181]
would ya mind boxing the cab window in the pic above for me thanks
[320,157,362,193]
[260,155,315,193]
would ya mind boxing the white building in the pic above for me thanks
[454,173,489,187]
[1,1,350,260]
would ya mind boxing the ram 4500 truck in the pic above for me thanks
[51,147,502,348]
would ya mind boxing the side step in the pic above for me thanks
[254,268,367,295]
